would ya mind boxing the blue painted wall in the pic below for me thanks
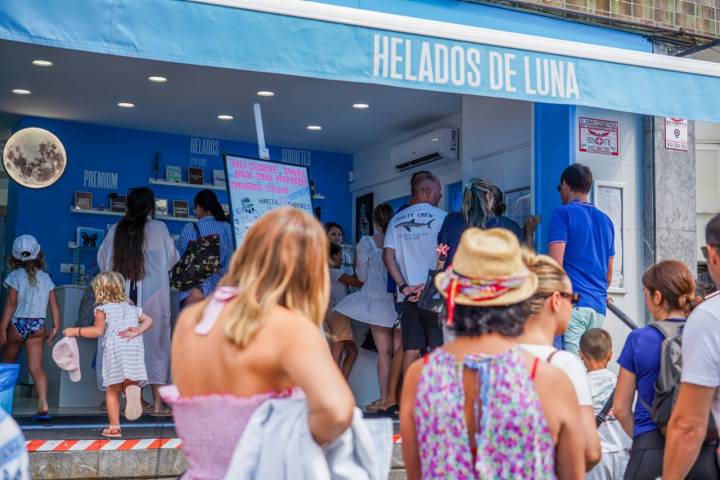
[534,103,575,252]
[7,117,353,285]
[313,0,652,51]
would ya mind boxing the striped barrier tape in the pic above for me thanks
[27,434,403,452]
[26,438,182,452]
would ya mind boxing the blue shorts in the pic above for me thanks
[12,318,45,341]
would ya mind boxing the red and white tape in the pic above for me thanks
[28,434,402,452]
[26,438,182,452]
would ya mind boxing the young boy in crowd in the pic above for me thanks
[324,243,362,379]
[580,328,631,480]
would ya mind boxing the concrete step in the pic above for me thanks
[29,441,407,479]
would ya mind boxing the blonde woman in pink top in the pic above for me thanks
[164,207,355,479]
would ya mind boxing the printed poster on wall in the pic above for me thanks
[665,118,688,151]
[579,117,619,156]
[594,183,624,291]
[355,193,374,243]
[224,155,312,243]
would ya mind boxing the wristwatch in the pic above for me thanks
[398,283,408,293]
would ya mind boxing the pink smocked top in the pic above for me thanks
[160,287,298,480]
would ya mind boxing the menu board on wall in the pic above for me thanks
[224,155,312,243]
[594,182,624,291]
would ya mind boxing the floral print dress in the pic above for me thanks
[414,347,556,479]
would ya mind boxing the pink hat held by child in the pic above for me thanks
[52,337,81,382]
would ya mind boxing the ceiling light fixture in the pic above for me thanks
[257,91,275,97]
[117,102,135,108]
[148,76,167,83]
[217,114,234,120]
[352,103,370,110]
[11,89,31,95]
[32,60,53,67]
[306,125,322,131]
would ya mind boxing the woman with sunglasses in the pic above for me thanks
[614,260,718,480]
[518,250,602,471]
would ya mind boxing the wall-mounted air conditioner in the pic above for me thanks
[390,128,459,171]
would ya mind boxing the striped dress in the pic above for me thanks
[96,302,148,387]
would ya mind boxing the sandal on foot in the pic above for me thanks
[150,408,172,417]
[124,385,142,421]
[365,399,383,413]
[102,425,122,438]
[31,412,52,422]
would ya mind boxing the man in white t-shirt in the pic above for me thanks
[384,172,447,372]
[663,213,720,479]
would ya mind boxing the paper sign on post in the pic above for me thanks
[665,118,688,151]
[224,155,313,243]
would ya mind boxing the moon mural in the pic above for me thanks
[3,128,67,188]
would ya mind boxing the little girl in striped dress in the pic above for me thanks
[63,271,153,438]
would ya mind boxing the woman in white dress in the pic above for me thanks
[98,187,180,415]
[334,203,399,413]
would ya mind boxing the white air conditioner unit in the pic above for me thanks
[390,128,459,171]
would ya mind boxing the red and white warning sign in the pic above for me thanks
[665,117,688,151]
[579,117,619,156]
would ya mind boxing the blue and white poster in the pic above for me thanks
[224,155,313,242]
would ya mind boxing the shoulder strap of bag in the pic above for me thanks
[649,320,683,339]
[192,221,201,241]
[595,389,615,427]
[546,349,559,363]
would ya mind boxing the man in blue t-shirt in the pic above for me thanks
[548,163,614,355]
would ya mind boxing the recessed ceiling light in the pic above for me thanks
[148,76,167,83]
[431,138,440,142]
[32,60,53,67]
[352,103,370,109]
[117,102,135,108]
[217,114,234,120]
[11,89,31,95]
[257,91,275,97]
[306,125,322,131]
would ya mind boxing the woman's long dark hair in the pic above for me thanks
[195,189,226,222]
[112,187,155,282]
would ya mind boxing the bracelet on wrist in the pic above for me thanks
[399,283,408,293]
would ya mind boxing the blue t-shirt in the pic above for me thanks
[486,215,524,242]
[438,213,525,265]
[547,201,614,314]
[617,319,685,438]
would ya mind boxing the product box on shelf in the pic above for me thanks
[188,167,204,185]
[173,200,190,218]
[74,192,92,210]
[166,166,182,183]
[155,198,169,216]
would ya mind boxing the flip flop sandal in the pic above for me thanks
[31,412,52,422]
[101,426,122,438]
[124,385,142,421]
[365,400,383,413]
[379,404,399,418]
[150,409,173,417]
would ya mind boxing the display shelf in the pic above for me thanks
[69,207,197,222]
[69,207,123,217]
[149,178,226,191]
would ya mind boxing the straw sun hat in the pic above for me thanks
[435,228,538,307]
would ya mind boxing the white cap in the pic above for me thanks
[12,235,40,261]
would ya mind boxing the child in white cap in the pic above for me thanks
[64,271,153,438]
[0,235,60,421]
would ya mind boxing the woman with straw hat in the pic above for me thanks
[400,228,586,479]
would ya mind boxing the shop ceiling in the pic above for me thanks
[0,40,461,154]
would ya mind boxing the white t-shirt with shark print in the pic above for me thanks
[384,202,447,298]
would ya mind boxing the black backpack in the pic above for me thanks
[170,222,221,291]
[645,321,717,435]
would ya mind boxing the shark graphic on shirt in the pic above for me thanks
[395,218,436,232]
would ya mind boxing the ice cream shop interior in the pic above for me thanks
[0,0,719,415]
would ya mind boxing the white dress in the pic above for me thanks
[334,236,397,328]
[98,219,180,385]
[96,302,148,388]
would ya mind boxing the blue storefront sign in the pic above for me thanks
[0,0,719,121]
